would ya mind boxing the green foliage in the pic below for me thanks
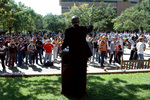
[0,0,66,34]
[43,13,66,32]
[0,0,43,34]
[63,2,116,31]
[113,0,150,31]
[0,0,16,34]
[13,9,36,33]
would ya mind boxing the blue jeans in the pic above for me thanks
[18,51,23,66]
[137,54,144,69]
[57,47,59,57]
[98,54,101,63]
[36,50,42,63]
[5,50,9,65]
[25,52,29,64]
[29,52,35,64]
[15,51,18,63]
[101,51,106,67]
[92,48,98,61]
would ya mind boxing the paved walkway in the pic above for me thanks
[0,44,150,76]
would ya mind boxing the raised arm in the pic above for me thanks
[87,24,93,33]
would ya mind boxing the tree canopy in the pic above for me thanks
[0,0,149,34]
[63,2,116,31]
[0,0,43,34]
[113,0,150,32]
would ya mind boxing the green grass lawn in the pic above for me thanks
[0,73,150,100]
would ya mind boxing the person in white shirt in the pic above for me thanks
[119,36,124,52]
[0,39,6,71]
[147,33,150,47]
[136,37,146,68]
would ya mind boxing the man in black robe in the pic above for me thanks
[62,15,93,97]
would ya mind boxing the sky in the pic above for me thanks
[14,0,61,16]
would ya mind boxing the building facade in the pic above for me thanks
[59,0,139,16]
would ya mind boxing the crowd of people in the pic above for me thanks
[0,32,64,71]
[0,31,150,71]
[87,31,150,68]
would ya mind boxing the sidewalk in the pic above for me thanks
[0,44,150,77]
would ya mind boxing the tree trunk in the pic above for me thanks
[9,27,12,34]
[140,27,143,33]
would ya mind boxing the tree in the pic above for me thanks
[13,8,43,33]
[43,13,66,33]
[93,2,116,31]
[0,0,44,34]
[113,0,150,31]
[0,0,17,34]
[63,2,116,31]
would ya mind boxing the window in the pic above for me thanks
[62,0,101,2]
[131,2,137,4]
[62,6,71,10]
[104,1,117,4]
[61,0,117,3]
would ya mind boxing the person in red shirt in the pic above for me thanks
[115,41,123,64]
[43,39,54,64]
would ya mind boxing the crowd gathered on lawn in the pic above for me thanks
[0,31,150,71]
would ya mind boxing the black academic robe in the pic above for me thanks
[62,24,93,97]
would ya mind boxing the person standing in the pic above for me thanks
[119,36,124,53]
[8,39,17,67]
[106,37,111,58]
[115,41,123,64]
[52,37,59,61]
[15,39,19,64]
[17,40,24,66]
[51,32,55,40]
[43,39,54,64]
[5,37,10,66]
[35,37,43,64]
[87,37,93,63]
[24,39,30,64]
[129,36,136,50]
[136,37,146,68]
[58,32,62,39]
[99,36,107,68]
[28,40,36,66]
[109,37,117,64]
[92,37,98,62]
[0,39,6,71]
[147,33,150,47]
[62,15,93,97]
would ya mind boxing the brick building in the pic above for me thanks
[59,0,139,16]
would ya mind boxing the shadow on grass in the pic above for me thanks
[64,76,150,100]
[0,75,150,100]
[84,76,150,100]
[0,76,62,100]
